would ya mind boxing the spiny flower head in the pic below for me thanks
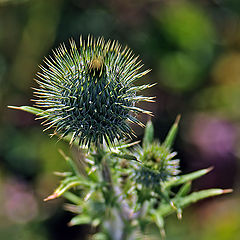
[34,36,154,147]
[134,141,180,189]
[131,119,180,192]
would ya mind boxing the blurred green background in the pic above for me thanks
[1,0,240,239]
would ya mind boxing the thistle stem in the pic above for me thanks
[96,147,135,240]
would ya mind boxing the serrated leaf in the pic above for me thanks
[143,120,154,147]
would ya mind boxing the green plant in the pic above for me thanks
[9,36,231,240]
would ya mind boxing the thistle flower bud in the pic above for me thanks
[33,36,154,147]
[134,142,180,189]
[133,120,181,192]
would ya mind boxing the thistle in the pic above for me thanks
[33,36,154,147]
[8,36,232,240]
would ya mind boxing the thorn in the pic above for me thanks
[58,149,67,159]
[43,193,58,201]
[170,201,177,210]
[222,189,233,194]
[67,221,74,227]
[177,211,182,220]
[175,114,181,125]
[206,166,214,173]
[8,105,21,110]
[147,115,152,122]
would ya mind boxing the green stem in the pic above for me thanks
[96,147,135,240]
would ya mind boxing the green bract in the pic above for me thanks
[34,36,154,147]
